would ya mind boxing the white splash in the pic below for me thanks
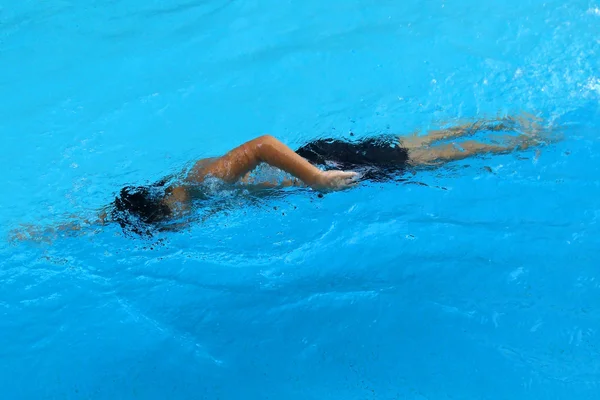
[514,68,523,78]
[530,320,543,332]
[588,7,600,16]
[508,266,524,281]
[584,77,600,94]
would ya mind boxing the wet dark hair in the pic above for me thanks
[110,184,173,236]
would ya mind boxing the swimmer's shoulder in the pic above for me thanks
[186,157,219,183]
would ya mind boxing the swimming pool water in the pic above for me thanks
[2,0,600,398]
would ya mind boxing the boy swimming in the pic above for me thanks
[13,116,554,239]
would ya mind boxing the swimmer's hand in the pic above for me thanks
[313,170,359,192]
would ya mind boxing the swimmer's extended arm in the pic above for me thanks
[9,214,105,243]
[186,135,358,191]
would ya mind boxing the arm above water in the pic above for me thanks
[186,135,358,191]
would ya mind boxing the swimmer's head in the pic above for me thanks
[111,186,172,235]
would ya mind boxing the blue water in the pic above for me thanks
[2,0,600,398]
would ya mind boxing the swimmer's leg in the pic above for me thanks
[407,135,537,166]
[403,113,558,155]
[401,118,517,149]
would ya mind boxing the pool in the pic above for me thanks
[2,0,600,398]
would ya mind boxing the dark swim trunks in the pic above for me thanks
[295,135,410,181]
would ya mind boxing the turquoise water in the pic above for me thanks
[2,0,600,398]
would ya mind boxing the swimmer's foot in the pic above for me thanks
[501,113,563,144]
[314,170,359,192]
[494,133,542,151]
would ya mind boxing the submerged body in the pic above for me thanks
[108,116,550,235]
[11,115,554,240]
